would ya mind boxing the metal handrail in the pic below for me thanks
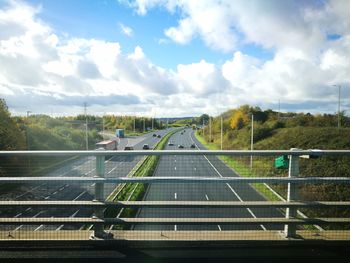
[1,149,350,156]
[0,176,349,184]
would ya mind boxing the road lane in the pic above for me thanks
[135,128,284,231]
[0,129,173,231]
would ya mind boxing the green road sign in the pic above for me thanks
[275,155,289,169]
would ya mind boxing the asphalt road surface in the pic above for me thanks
[0,129,173,232]
[135,128,284,231]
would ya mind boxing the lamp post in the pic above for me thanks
[333,85,341,129]
[220,116,223,150]
[250,114,254,170]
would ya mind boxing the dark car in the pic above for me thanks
[153,133,157,137]
[168,142,174,146]
[178,144,184,149]
[190,143,196,148]
[142,144,150,150]
[157,135,161,138]
[124,146,134,150]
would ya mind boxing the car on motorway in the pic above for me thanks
[168,141,174,146]
[153,133,157,137]
[124,146,134,150]
[178,144,184,149]
[157,135,161,138]
[142,144,150,150]
[190,143,196,148]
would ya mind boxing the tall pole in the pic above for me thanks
[203,119,205,138]
[338,85,341,129]
[26,111,31,150]
[220,116,223,150]
[84,102,88,150]
[133,117,136,133]
[250,114,254,170]
[102,114,105,140]
[209,117,212,142]
[143,118,145,133]
[333,85,341,129]
[278,99,280,120]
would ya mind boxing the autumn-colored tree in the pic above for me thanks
[230,110,249,130]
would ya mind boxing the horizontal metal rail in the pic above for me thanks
[0,217,349,225]
[0,176,349,184]
[1,149,350,157]
[0,200,349,208]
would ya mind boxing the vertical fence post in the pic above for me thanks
[92,152,113,239]
[284,148,300,238]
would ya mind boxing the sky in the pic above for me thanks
[0,0,349,117]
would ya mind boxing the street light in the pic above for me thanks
[333,85,341,129]
[250,114,254,170]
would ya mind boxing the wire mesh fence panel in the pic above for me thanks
[0,150,349,241]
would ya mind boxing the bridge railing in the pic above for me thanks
[0,150,349,241]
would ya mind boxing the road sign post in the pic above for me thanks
[284,148,300,238]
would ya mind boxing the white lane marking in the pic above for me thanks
[14,213,22,218]
[56,210,80,231]
[14,157,94,200]
[194,167,197,171]
[174,225,177,231]
[203,154,266,231]
[174,159,176,162]
[73,190,87,201]
[54,192,86,231]
[44,196,50,200]
[90,183,95,187]
[174,193,177,199]
[174,166,177,170]
[104,156,115,163]
[107,166,118,174]
[53,191,58,195]
[204,194,221,231]
[190,132,266,231]
[84,168,96,176]
[17,211,44,232]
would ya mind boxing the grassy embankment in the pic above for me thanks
[195,132,281,201]
[105,128,180,226]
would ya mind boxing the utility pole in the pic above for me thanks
[220,116,223,150]
[133,117,136,133]
[250,114,254,170]
[333,85,341,129]
[102,114,105,140]
[26,111,31,150]
[84,102,88,150]
[202,119,205,138]
[209,117,212,143]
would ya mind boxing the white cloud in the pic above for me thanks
[1,0,350,117]
[119,22,133,37]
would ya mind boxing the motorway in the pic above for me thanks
[135,128,284,231]
[0,129,172,232]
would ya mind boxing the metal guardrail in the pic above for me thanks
[0,149,350,240]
